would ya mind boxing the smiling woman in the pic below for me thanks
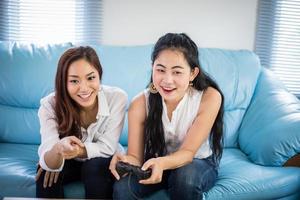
[110,33,224,200]
[35,46,128,199]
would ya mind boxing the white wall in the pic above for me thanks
[102,0,258,50]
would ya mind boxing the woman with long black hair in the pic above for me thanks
[110,33,224,200]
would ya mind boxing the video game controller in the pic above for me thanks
[116,161,152,180]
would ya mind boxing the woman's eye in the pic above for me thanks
[174,71,182,75]
[88,76,96,80]
[70,80,79,84]
[157,69,164,72]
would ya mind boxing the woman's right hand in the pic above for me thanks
[109,152,128,180]
[56,136,85,159]
[109,153,141,180]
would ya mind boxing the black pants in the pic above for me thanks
[36,157,113,199]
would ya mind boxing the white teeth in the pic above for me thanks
[163,87,175,90]
[78,93,92,99]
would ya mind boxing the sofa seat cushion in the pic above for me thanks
[204,148,300,199]
[0,143,38,197]
[1,144,299,199]
[0,143,86,198]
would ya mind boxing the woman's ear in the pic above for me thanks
[190,67,200,81]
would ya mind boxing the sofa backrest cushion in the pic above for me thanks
[238,68,300,166]
[199,49,261,147]
[0,42,72,144]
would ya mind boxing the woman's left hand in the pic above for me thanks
[35,166,60,188]
[139,157,164,184]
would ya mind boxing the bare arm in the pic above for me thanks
[127,93,147,166]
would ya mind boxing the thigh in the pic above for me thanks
[63,159,82,184]
[81,157,112,181]
[81,157,114,199]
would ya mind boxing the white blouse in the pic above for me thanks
[38,85,128,172]
[144,88,212,159]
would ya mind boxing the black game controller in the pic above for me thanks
[116,161,152,180]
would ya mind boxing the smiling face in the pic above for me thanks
[67,58,100,111]
[152,49,199,106]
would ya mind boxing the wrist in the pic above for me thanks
[77,145,87,158]
[157,157,167,170]
[53,143,63,156]
[127,154,142,166]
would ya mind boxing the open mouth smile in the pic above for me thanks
[77,92,93,100]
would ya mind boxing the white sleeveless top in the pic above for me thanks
[144,88,212,159]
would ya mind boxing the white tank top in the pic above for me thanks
[144,88,212,159]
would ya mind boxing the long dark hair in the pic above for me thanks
[54,46,102,139]
[144,33,224,163]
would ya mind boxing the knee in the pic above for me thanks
[81,157,111,177]
[169,164,201,193]
[168,161,217,199]
[81,157,113,188]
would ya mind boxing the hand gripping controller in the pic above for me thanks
[116,161,152,180]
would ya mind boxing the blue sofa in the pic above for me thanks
[0,42,300,199]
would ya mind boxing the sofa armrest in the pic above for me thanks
[238,68,300,166]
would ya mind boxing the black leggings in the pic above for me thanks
[36,157,113,199]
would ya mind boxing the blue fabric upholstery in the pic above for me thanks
[0,42,299,199]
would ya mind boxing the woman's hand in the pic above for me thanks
[56,136,85,159]
[139,157,164,185]
[35,166,60,188]
[109,153,141,180]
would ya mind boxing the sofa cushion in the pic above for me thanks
[0,143,38,197]
[199,49,261,147]
[204,148,300,199]
[93,45,153,102]
[239,68,300,166]
[0,42,72,108]
[0,143,86,198]
[0,105,40,144]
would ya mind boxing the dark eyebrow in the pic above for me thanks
[156,64,184,69]
[86,72,95,76]
[68,72,95,78]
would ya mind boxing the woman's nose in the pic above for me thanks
[162,73,173,84]
[79,80,89,91]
